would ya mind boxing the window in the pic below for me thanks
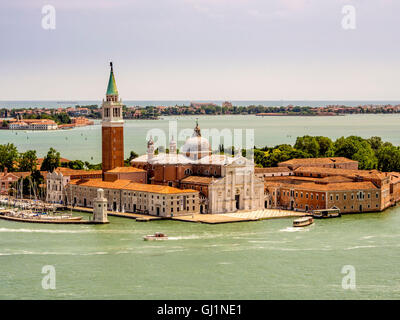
[344,194,347,200]
[330,195,333,201]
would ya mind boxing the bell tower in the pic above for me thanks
[102,62,124,176]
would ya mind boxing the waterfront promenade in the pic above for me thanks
[69,206,305,224]
[172,209,305,224]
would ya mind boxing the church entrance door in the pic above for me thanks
[235,195,240,210]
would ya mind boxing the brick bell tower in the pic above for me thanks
[102,62,124,177]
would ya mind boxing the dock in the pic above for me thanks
[66,206,163,221]
[0,214,108,224]
[63,207,305,224]
[171,209,306,224]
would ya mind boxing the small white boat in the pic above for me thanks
[293,217,314,227]
[143,232,168,241]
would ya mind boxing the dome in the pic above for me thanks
[182,136,210,154]
[181,121,211,160]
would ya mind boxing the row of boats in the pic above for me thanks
[0,198,63,211]
[0,209,82,222]
[293,208,341,227]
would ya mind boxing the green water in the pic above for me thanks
[2,114,400,162]
[1,209,399,299]
[1,114,400,299]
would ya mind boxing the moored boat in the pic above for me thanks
[143,232,168,241]
[312,208,341,219]
[293,217,314,227]
[0,210,82,222]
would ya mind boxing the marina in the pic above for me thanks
[0,197,107,225]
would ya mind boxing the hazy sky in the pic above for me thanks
[0,0,399,100]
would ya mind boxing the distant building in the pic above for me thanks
[71,117,94,127]
[8,119,58,130]
[222,101,233,108]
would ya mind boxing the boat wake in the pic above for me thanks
[0,227,91,234]
[279,227,311,233]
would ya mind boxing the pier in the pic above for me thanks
[67,206,163,221]
[0,214,107,224]
[68,206,305,224]
[171,209,306,224]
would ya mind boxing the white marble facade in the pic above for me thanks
[208,157,265,213]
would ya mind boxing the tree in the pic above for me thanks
[40,148,60,172]
[294,136,319,158]
[333,136,377,169]
[0,143,19,172]
[367,136,383,151]
[315,136,334,156]
[376,145,400,172]
[124,151,139,166]
[67,160,85,170]
[18,150,37,172]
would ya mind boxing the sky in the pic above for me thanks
[0,0,399,100]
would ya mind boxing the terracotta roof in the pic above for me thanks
[319,175,354,183]
[124,182,196,194]
[69,179,131,190]
[12,172,31,179]
[106,167,146,173]
[255,167,292,173]
[69,179,197,194]
[53,167,102,176]
[266,180,378,192]
[294,166,387,180]
[279,157,357,166]
[181,176,214,184]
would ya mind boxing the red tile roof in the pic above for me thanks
[69,179,197,194]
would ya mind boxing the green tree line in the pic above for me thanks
[255,135,400,172]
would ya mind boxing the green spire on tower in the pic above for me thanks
[106,62,118,96]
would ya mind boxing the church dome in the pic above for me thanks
[181,121,211,160]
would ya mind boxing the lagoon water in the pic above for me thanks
[1,114,400,162]
[1,210,400,299]
[1,114,400,299]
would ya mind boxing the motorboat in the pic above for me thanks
[143,232,168,241]
[293,217,314,227]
